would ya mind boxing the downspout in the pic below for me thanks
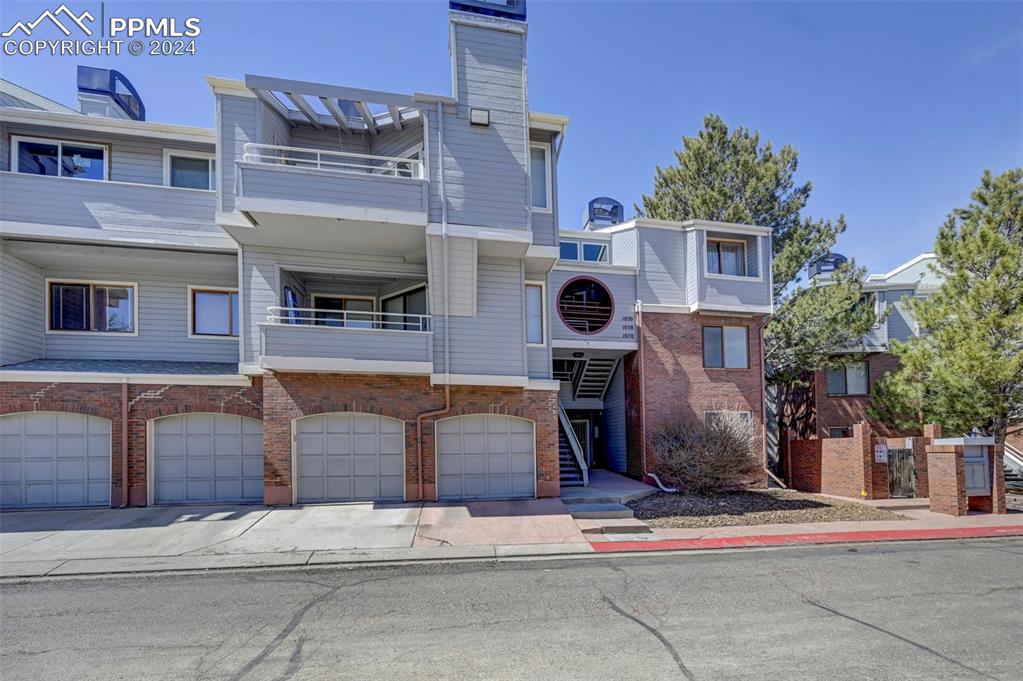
[120,379,129,507]
[415,101,452,502]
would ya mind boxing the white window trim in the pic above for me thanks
[529,143,553,213]
[525,280,546,347]
[163,148,216,190]
[187,285,240,340]
[581,240,610,263]
[704,236,765,282]
[44,278,139,336]
[11,135,108,181]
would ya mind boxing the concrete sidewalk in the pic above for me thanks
[2,498,1021,579]
[0,498,592,578]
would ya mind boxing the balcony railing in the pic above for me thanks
[243,143,424,179]
[266,306,431,332]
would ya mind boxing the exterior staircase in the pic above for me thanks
[558,426,585,487]
[1005,443,1023,494]
[574,358,617,399]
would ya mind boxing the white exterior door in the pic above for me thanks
[0,412,111,509]
[295,413,405,503]
[153,414,263,504]
[436,415,535,500]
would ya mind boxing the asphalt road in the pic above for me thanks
[2,538,1022,681]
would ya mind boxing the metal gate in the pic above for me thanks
[887,447,916,498]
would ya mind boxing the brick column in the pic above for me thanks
[926,444,968,516]
[968,445,1007,514]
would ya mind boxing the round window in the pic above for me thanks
[557,277,614,334]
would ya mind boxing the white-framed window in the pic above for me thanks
[163,149,215,190]
[312,294,375,329]
[582,242,609,263]
[703,410,753,428]
[702,325,749,369]
[188,286,239,338]
[560,240,579,261]
[529,143,552,212]
[525,281,545,346]
[707,238,747,277]
[826,361,869,396]
[12,135,108,180]
[46,279,137,335]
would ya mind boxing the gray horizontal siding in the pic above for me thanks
[602,362,627,473]
[0,245,44,365]
[219,94,260,214]
[527,345,549,379]
[369,124,423,158]
[695,230,772,310]
[1,122,213,185]
[41,262,239,363]
[427,236,475,317]
[290,124,370,155]
[262,324,431,363]
[433,256,524,376]
[238,163,427,216]
[0,171,218,236]
[549,270,638,344]
[885,289,918,342]
[637,227,687,307]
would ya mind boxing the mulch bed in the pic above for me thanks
[628,489,908,529]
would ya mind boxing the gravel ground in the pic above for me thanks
[628,489,908,528]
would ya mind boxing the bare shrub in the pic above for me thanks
[652,413,762,495]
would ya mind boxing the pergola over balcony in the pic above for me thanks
[244,74,423,135]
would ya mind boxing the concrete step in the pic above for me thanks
[561,489,656,505]
[567,502,634,520]
[576,518,652,534]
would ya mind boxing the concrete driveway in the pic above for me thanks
[0,498,587,572]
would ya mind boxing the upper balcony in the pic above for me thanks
[218,75,437,254]
[0,171,224,250]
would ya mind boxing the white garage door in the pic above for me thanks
[436,415,535,500]
[296,413,404,503]
[153,414,263,504]
[0,412,111,509]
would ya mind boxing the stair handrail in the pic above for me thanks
[557,402,589,486]
[1004,442,1023,473]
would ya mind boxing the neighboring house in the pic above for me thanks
[0,2,772,510]
[810,253,940,438]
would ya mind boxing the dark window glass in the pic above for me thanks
[18,141,59,176]
[826,367,847,395]
[703,327,723,368]
[170,156,212,189]
[560,241,579,260]
[50,283,89,331]
[582,243,608,262]
[49,283,132,332]
[61,144,104,179]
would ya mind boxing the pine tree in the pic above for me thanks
[637,114,877,392]
[871,168,1023,441]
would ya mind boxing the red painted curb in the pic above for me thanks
[589,525,1023,553]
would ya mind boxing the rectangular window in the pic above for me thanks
[525,283,544,345]
[165,150,215,189]
[826,361,869,396]
[582,242,609,263]
[313,296,374,329]
[381,286,428,331]
[704,411,753,428]
[559,241,579,261]
[530,145,550,210]
[48,281,134,333]
[14,137,106,180]
[702,325,749,369]
[707,239,746,276]
[191,288,238,337]
[828,426,853,438]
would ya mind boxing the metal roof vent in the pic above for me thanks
[809,253,848,279]
[77,66,145,121]
[584,197,624,230]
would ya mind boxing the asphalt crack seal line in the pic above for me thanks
[801,598,1001,681]
[601,593,696,680]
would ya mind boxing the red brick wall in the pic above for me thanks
[0,379,263,506]
[262,373,559,504]
[628,312,767,485]
[819,424,872,498]
[787,438,823,492]
[927,445,968,516]
[814,352,914,438]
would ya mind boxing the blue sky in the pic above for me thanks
[2,0,1020,276]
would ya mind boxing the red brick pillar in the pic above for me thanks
[926,444,968,516]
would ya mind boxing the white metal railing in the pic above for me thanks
[266,306,430,332]
[243,143,424,179]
